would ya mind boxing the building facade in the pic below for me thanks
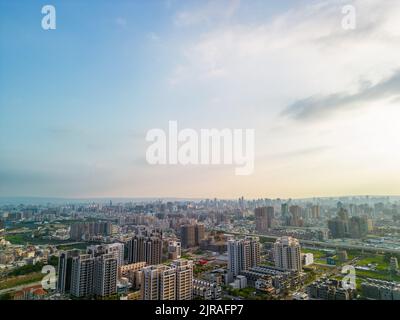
[273,236,302,272]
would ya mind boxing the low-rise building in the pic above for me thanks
[240,265,303,292]
[361,279,400,300]
[13,285,47,300]
[292,292,309,300]
[229,275,247,289]
[307,278,355,300]
[118,262,147,279]
[193,279,221,300]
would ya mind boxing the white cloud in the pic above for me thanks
[169,0,400,119]
[160,0,400,197]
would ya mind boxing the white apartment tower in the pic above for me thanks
[93,253,118,297]
[172,259,194,300]
[141,259,194,300]
[273,236,302,272]
[70,254,94,298]
[228,237,261,281]
[160,266,177,300]
[105,243,125,268]
[141,265,176,300]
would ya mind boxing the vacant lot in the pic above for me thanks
[0,272,43,291]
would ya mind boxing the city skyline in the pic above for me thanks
[1,191,400,302]
[1,0,400,199]
[0,194,399,206]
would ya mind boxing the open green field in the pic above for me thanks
[5,233,73,246]
[343,252,400,282]
[302,248,330,264]
[356,254,389,271]
[4,234,28,245]
[355,269,400,282]
[308,248,400,283]
[302,248,325,259]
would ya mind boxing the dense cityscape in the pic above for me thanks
[1,196,400,301]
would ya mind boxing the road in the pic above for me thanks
[227,231,400,254]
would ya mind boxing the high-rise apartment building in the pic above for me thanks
[106,243,125,267]
[180,225,195,248]
[172,259,194,300]
[266,206,275,228]
[328,208,350,238]
[168,240,181,260]
[255,207,268,232]
[127,235,163,265]
[349,216,369,239]
[328,218,348,238]
[141,265,176,300]
[87,243,124,268]
[93,253,118,297]
[281,203,289,219]
[141,259,194,300]
[337,208,349,220]
[228,239,248,279]
[70,254,94,298]
[273,236,302,272]
[249,237,261,267]
[311,205,321,219]
[57,249,81,294]
[289,205,302,227]
[57,249,80,294]
[253,206,275,230]
[70,221,112,241]
[180,224,205,248]
[195,224,205,246]
[227,237,261,280]
[66,246,118,298]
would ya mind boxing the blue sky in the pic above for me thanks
[1,0,400,198]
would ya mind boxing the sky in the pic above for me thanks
[1,0,400,199]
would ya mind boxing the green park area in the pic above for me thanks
[4,234,28,245]
[356,254,390,271]
[5,232,76,246]
[352,252,400,281]
[355,269,400,282]
[303,246,400,283]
